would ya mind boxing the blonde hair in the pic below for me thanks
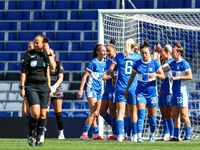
[162,44,172,54]
[122,38,136,57]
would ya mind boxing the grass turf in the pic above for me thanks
[0,138,200,150]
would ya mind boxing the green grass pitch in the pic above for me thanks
[0,138,200,150]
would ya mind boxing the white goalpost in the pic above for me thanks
[98,9,200,139]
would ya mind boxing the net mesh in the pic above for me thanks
[102,13,200,139]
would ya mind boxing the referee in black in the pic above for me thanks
[20,34,56,146]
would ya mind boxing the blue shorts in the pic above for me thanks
[85,89,102,100]
[114,90,126,103]
[164,94,172,106]
[171,92,189,107]
[158,94,164,107]
[102,92,114,101]
[127,90,136,105]
[136,95,158,108]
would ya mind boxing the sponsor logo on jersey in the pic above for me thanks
[149,68,152,71]
[30,55,36,58]
[30,61,37,68]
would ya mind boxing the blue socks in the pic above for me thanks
[124,117,127,135]
[25,113,31,121]
[111,117,117,135]
[92,127,99,134]
[126,116,131,137]
[174,127,180,139]
[131,122,137,135]
[185,126,191,138]
[104,114,111,126]
[167,119,174,137]
[116,120,124,135]
[148,115,157,134]
[83,124,91,134]
[137,109,146,134]
[162,118,170,134]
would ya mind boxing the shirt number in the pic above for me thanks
[125,60,133,74]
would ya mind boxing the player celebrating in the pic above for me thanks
[163,42,192,142]
[100,39,117,140]
[109,38,141,142]
[47,48,65,139]
[77,44,106,140]
[125,41,165,143]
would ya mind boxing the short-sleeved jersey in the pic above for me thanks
[162,58,174,95]
[104,58,117,93]
[133,58,162,98]
[112,52,142,91]
[21,49,49,85]
[167,59,191,94]
[50,60,65,97]
[86,58,106,93]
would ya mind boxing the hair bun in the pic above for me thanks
[144,40,149,46]
[175,42,181,48]
[43,37,49,44]
[110,39,116,45]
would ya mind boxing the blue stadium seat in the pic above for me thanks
[6,43,23,51]
[46,32,54,40]
[8,63,17,70]
[71,11,78,20]
[0,33,4,40]
[30,22,48,30]
[22,12,30,20]
[0,12,3,20]
[0,23,10,30]
[73,33,80,40]
[92,1,109,9]
[126,1,147,9]
[93,32,98,40]
[18,1,35,9]
[84,33,92,40]
[56,33,73,40]
[21,22,29,30]
[59,53,68,61]
[184,0,191,8]
[0,54,10,61]
[55,1,72,9]
[69,53,87,61]
[21,53,25,60]
[43,12,60,20]
[109,1,117,9]
[67,22,85,30]
[10,53,17,61]
[47,112,55,117]
[48,22,55,30]
[84,102,90,109]
[62,103,71,109]
[60,12,68,19]
[5,12,22,20]
[85,22,92,30]
[9,1,17,9]
[72,1,79,9]
[75,102,83,109]
[86,53,93,60]
[35,1,42,9]
[0,63,4,70]
[74,63,81,70]
[58,22,67,30]
[0,112,11,117]
[18,33,35,41]
[17,64,22,70]
[72,43,80,51]
[82,1,91,9]
[72,112,89,117]
[49,43,61,50]
[62,63,74,71]
[147,0,154,8]
[157,0,165,8]
[13,112,19,117]
[0,43,4,51]
[10,22,17,30]
[61,43,69,51]
[45,1,53,9]
[166,0,184,8]
[34,12,41,20]
[62,112,71,117]
[80,11,97,20]
[0,2,5,9]
[82,43,96,51]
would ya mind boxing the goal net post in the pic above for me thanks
[98,9,200,139]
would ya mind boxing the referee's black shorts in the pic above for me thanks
[25,83,51,108]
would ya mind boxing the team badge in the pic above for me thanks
[30,61,37,68]
[88,63,92,68]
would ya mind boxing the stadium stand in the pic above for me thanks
[0,0,199,118]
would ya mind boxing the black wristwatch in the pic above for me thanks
[19,85,25,89]
[47,53,52,56]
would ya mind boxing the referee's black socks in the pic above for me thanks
[29,117,37,137]
[36,118,46,142]
[55,112,64,130]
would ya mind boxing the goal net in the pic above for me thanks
[98,9,200,139]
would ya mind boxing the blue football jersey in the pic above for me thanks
[167,59,191,94]
[133,58,162,98]
[162,58,174,95]
[104,58,117,93]
[112,52,142,91]
[86,58,106,94]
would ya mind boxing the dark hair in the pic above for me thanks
[35,34,49,44]
[140,41,150,51]
[106,39,116,49]
[174,42,184,56]
[91,43,104,59]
